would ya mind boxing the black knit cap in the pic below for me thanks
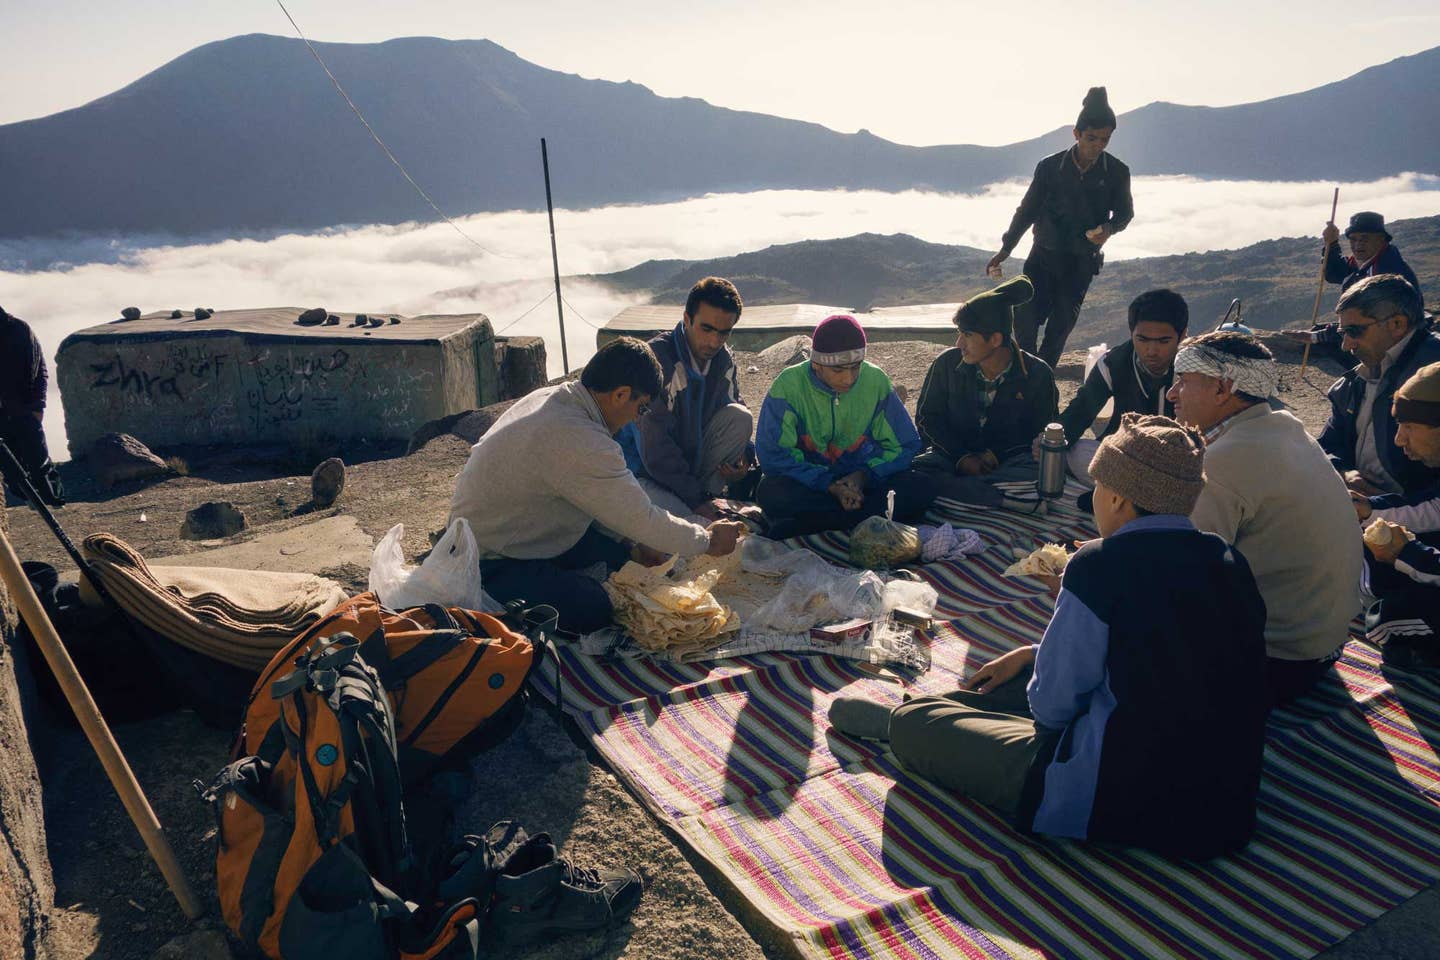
[954,275,1034,339]
[1076,87,1117,131]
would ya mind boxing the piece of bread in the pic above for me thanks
[1004,542,1070,578]
[1363,519,1393,549]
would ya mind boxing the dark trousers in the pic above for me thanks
[1265,654,1338,709]
[1364,533,1440,664]
[1013,245,1096,369]
[911,450,1038,507]
[756,470,937,539]
[480,526,630,636]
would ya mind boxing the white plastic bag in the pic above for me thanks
[368,518,497,611]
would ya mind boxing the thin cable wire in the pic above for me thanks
[493,290,556,336]
[560,294,604,330]
[274,0,527,261]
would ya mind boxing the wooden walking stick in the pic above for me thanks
[1300,186,1341,378]
[0,526,204,920]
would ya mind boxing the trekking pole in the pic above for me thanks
[1300,187,1340,379]
[0,440,141,632]
[541,138,570,375]
[0,524,204,920]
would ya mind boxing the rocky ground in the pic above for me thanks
[13,334,1434,960]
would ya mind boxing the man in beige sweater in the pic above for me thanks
[450,338,744,634]
[1168,332,1363,706]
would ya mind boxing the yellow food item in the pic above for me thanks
[1363,519,1394,549]
[1003,542,1070,578]
[604,558,739,656]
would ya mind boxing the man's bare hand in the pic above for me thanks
[1366,520,1413,565]
[705,519,745,556]
[1280,329,1317,344]
[986,253,1006,278]
[630,542,669,567]
[1086,224,1113,247]
[1322,222,1340,247]
[1343,470,1382,497]
[961,646,1037,694]
[717,457,750,482]
[1351,490,1373,522]
[956,454,986,477]
[829,481,864,511]
[1036,573,1062,598]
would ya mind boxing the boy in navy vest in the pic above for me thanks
[830,413,1269,859]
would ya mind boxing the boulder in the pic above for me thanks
[324,314,340,325]
[311,457,345,508]
[169,309,184,319]
[88,433,170,488]
[759,334,810,366]
[407,400,517,454]
[181,501,248,540]
[193,307,213,320]
[120,306,142,321]
[495,336,547,400]
[296,307,327,326]
[153,929,234,960]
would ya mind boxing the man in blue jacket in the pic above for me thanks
[1317,275,1440,496]
[829,414,1269,859]
[619,277,755,520]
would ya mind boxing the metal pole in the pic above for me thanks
[541,138,570,375]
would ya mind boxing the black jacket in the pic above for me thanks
[1001,148,1133,260]
[1057,340,1173,446]
[0,309,47,416]
[915,347,1058,463]
[1319,323,1440,495]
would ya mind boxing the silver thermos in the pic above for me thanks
[1037,423,1067,500]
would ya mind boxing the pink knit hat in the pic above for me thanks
[811,314,867,366]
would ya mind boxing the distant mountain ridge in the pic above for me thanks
[3,35,1439,237]
[589,217,1440,349]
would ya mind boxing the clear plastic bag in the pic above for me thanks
[848,515,921,570]
[368,518,499,612]
[748,564,886,634]
[880,578,938,618]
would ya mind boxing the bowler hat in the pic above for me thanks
[1345,211,1391,240]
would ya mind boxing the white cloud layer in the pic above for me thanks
[4,172,1438,456]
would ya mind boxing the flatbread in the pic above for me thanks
[604,558,739,655]
[1363,518,1394,549]
[1003,542,1070,578]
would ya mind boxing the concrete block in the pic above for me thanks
[56,307,498,458]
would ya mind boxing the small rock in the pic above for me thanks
[169,309,183,319]
[296,307,327,326]
[356,314,369,324]
[120,306,142,321]
[746,365,759,373]
[88,433,170,488]
[368,316,385,327]
[181,501,247,540]
[311,457,345,508]
[194,307,213,320]
[153,929,234,960]
[388,316,401,325]
[324,314,340,325]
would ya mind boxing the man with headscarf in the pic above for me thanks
[913,276,1058,506]
[986,87,1134,368]
[1167,331,1362,706]
[0,305,63,506]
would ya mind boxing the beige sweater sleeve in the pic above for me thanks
[559,425,712,557]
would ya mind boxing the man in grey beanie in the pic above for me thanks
[828,412,1270,859]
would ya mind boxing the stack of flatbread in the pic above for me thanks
[1003,542,1070,578]
[604,557,740,657]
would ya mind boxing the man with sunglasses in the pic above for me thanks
[1318,274,1440,498]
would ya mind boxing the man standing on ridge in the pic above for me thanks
[987,87,1134,369]
[0,304,63,506]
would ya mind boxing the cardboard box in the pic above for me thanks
[810,618,871,644]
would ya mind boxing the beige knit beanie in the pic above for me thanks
[1393,361,1440,426]
[1088,413,1207,516]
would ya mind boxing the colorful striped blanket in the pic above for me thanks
[535,491,1440,959]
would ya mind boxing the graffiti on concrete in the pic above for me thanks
[89,353,187,401]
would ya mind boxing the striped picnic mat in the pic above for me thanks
[534,490,1440,960]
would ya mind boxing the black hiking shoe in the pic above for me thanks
[485,834,643,946]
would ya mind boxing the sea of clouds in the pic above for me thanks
[3,172,1438,455]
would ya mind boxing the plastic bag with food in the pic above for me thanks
[849,515,922,569]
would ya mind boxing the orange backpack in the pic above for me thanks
[238,592,553,785]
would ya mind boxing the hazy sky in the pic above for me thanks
[5,0,1440,145]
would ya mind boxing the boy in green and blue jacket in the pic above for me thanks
[756,314,936,538]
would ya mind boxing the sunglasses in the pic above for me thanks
[1339,320,1379,339]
